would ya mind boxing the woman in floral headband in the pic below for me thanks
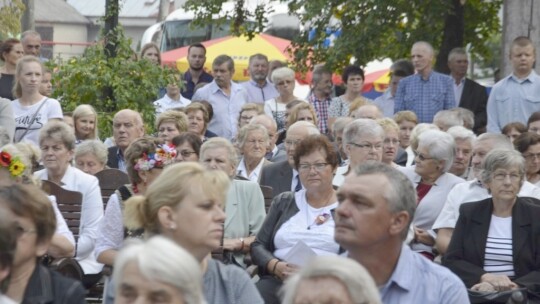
[96,136,177,303]
[0,144,75,260]
[96,137,176,267]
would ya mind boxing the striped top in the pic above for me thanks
[483,215,515,277]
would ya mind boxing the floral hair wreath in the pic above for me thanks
[133,144,177,171]
[0,151,26,178]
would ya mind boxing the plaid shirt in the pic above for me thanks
[308,92,332,134]
[394,71,455,123]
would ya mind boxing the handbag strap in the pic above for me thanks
[16,98,49,143]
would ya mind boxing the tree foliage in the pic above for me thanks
[47,27,177,138]
[0,0,25,39]
[183,0,502,74]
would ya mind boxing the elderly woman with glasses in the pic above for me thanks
[443,150,540,296]
[333,119,385,187]
[513,132,540,186]
[252,134,342,304]
[399,129,464,260]
[236,124,271,183]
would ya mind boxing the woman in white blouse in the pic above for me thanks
[264,67,301,133]
[34,121,103,286]
[12,56,63,145]
[251,134,341,304]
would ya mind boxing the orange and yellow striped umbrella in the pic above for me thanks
[362,68,390,93]
[161,34,292,81]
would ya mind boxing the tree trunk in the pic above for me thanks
[103,0,119,105]
[158,0,169,22]
[435,0,465,74]
[21,0,35,31]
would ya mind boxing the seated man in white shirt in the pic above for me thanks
[434,133,540,255]
[154,75,191,114]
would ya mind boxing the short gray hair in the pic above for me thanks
[332,117,354,137]
[480,149,525,185]
[74,140,108,165]
[113,236,205,304]
[39,121,76,151]
[418,129,456,172]
[281,256,381,304]
[433,110,463,131]
[271,67,295,84]
[447,126,475,144]
[409,123,439,152]
[343,119,385,144]
[353,162,416,239]
[200,137,238,168]
[236,124,269,149]
[475,133,513,151]
[287,121,321,136]
[449,107,474,130]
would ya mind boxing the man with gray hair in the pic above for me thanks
[335,162,469,303]
[434,133,540,254]
[395,41,455,123]
[241,54,279,104]
[21,30,45,60]
[447,47,488,134]
[259,121,320,198]
[107,109,145,172]
[447,126,475,179]
[333,119,385,187]
[192,55,249,139]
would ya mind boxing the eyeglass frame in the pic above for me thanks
[298,162,330,172]
[348,142,383,151]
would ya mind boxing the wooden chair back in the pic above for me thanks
[41,180,83,241]
[95,169,130,209]
[260,185,274,213]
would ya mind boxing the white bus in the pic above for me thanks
[141,1,301,52]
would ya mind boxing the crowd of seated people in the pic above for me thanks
[3,33,540,304]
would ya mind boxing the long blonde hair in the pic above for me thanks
[124,162,230,234]
[72,104,99,140]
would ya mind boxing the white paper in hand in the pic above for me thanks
[283,240,316,267]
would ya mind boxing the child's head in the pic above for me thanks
[72,104,98,140]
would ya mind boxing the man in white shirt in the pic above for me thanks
[434,133,540,254]
[154,75,191,114]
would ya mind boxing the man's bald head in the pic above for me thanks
[411,41,434,76]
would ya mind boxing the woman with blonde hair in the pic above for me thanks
[377,118,401,168]
[155,110,188,144]
[72,104,99,143]
[12,56,63,145]
[286,102,318,129]
[124,162,263,304]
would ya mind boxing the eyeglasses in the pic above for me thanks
[523,152,540,161]
[246,139,266,146]
[414,151,434,161]
[16,225,36,238]
[298,162,329,172]
[349,142,383,151]
[276,80,294,86]
[383,138,400,145]
[529,127,540,134]
[177,150,197,158]
[285,139,302,147]
[492,172,521,182]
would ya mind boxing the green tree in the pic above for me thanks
[183,0,502,74]
[47,27,177,138]
[0,0,25,39]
